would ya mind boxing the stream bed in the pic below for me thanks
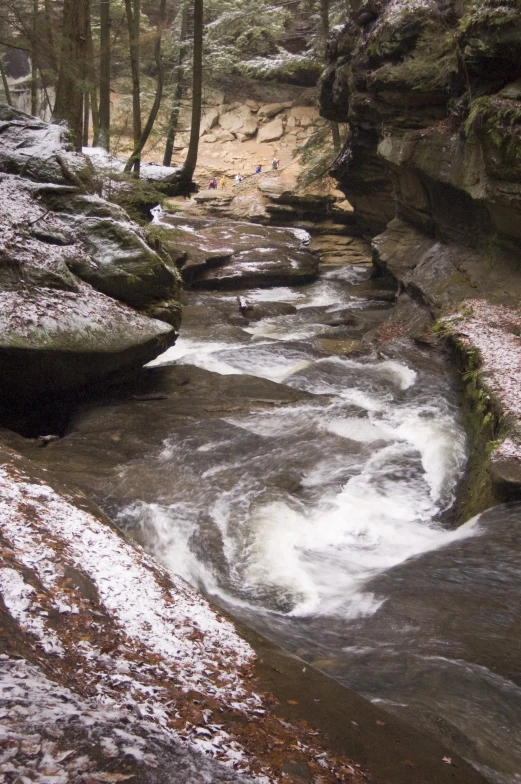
[53,217,521,783]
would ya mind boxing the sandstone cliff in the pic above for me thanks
[320,0,521,503]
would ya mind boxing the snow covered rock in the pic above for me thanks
[155,215,317,289]
[0,107,182,406]
[0,444,365,784]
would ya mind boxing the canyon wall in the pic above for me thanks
[320,0,521,504]
[320,0,521,320]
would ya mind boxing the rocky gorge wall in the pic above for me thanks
[320,0,521,506]
[0,106,183,430]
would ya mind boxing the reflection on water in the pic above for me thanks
[118,225,521,783]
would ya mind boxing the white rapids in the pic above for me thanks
[137,276,475,621]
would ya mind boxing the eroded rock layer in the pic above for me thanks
[320,0,521,496]
[0,106,182,407]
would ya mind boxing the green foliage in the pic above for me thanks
[458,0,521,35]
[465,95,521,160]
[108,176,168,224]
[399,29,458,93]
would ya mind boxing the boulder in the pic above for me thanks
[199,107,220,136]
[139,162,183,196]
[219,105,254,133]
[0,285,174,403]
[289,106,319,126]
[257,117,285,143]
[0,105,93,186]
[258,102,293,118]
[241,116,259,136]
[0,108,182,405]
[154,219,318,289]
[216,130,236,142]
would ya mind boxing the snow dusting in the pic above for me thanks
[442,299,521,461]
[0,455,365,783]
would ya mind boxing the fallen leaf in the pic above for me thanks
[442,756,453,765]
[287,700,298,705]
[402,760,415,767]
[376,720,387,726]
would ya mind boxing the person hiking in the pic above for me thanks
[272,157,279,170]
[255,164,262,174]
[235,173,244,184]
[208,178,217,190]
[219,176,227,189]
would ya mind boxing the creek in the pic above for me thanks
[91,215,520,784]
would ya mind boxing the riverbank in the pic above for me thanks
[1,93,520,784]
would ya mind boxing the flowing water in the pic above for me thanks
[117,221,521,783]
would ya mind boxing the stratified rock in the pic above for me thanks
[156,217,318,289]
[320,0,521,241]
[320,0,521,494]
[0,105,92,186]
[0,107,182,405]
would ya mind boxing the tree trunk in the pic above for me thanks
[180,0,203,186]
[0,56,13,106]
[86,13,100,146]
[99,0,111,150]
[163,0,188,167]
[319,0,341,153]
[331,121,341,151]
[83,90,90,146]
[43,0,58,75]
[320,0,329,50]
[31,0,38,116]
[124,0,141,175]
[124,0,167,172]
[54,0,90,151]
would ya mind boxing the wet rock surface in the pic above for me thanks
[319,0,521,493]
[2,251,490,784]
[155,214,320,289]
[0,106,182,410]
[0,444,370,784]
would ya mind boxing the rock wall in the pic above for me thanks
[321,0,521,270]
[319,0,521,497]
[0,106,182,416]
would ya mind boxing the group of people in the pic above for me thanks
[207,158,281,190]
[207,176,227,190]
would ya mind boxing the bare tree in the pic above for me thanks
[124,0,167,172]
[99,0,111,150]
[124,0,141,174]
[319,0,341,151]
[180,0,203,186]
[30,0,38,115]
[43,0,58,74]
[86,12,100,146]
[0,53,13,105]
[163,0,188,167]
[54,0,90,151]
